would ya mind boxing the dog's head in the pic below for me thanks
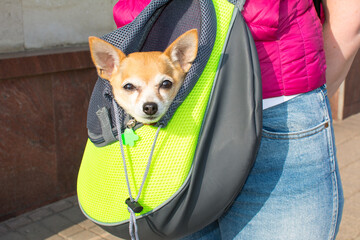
[89,29,198,124]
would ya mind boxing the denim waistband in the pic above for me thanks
[263,84,328,111]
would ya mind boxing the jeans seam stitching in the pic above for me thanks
[321,89,339,240]
[329,164,339,240]
[326,125,339,240]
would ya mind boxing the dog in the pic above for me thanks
[88,29,198,125]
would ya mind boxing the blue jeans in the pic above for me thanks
[183,85,344,240]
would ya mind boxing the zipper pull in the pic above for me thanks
[122,119,139,147]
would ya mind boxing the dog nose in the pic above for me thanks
[143,102,158,115]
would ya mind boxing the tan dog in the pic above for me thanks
[89,29,198,124]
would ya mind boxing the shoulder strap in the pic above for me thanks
[313,0,321,18]
[227,0,246,11]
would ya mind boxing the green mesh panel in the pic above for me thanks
[77,0,234,224]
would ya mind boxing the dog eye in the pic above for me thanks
[160,80,173,89]
[123,83,136,91]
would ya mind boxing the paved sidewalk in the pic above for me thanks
[333,113,360,240]
[1,113,360,240]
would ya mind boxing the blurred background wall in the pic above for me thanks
[0,0,117,53]
[0,0,117,221]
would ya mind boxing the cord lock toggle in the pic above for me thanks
[126,198,143,213]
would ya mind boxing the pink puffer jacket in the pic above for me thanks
[242,0,326,98]
[113,0,326,99]
[113,0,151,28]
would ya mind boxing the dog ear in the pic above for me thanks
[164,29,198,73]
[88,37,126,80]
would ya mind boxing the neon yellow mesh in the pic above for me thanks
[77,0,234,224]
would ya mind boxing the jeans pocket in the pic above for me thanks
[261,85,331,140]
[262,120,330,140]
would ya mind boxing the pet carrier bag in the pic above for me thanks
[77,0,262,239]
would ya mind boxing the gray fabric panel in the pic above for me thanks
[96,107,117,144]
[141,0,202,52]
[100,8,262,240]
